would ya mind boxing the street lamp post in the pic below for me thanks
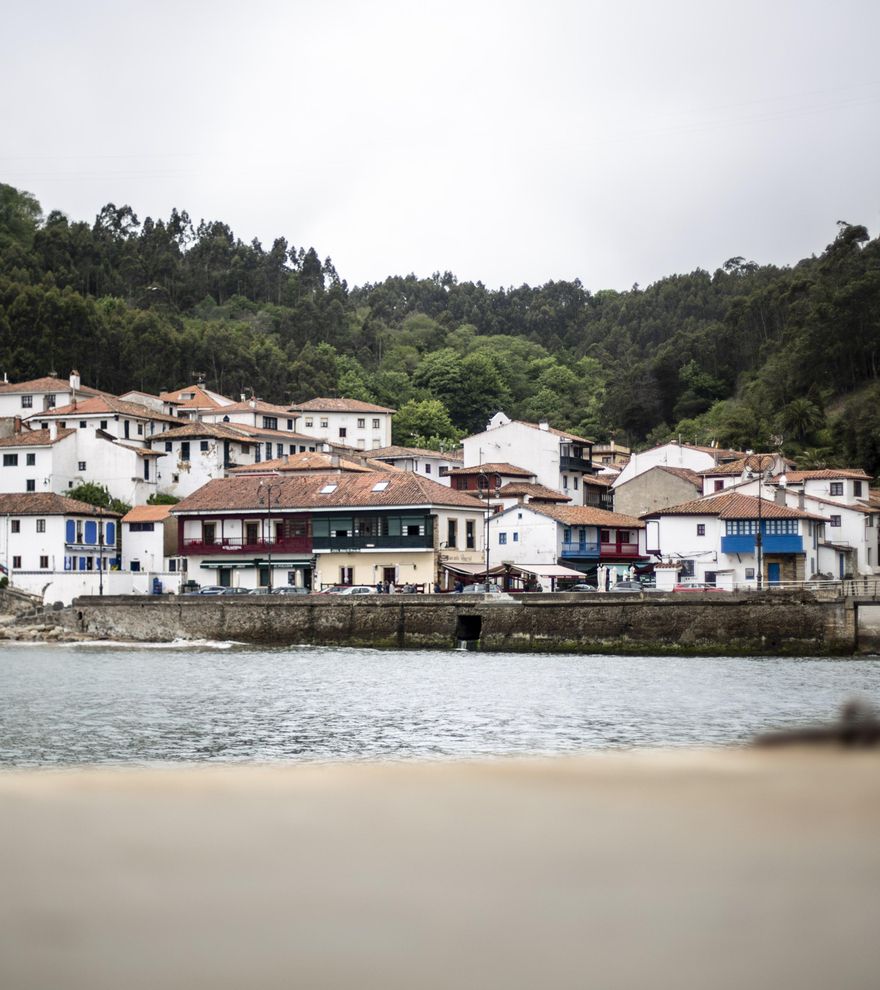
[258,480,279,592]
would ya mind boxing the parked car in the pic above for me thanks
[326,585,377,596]
[221,587,251,595]
[184,585,227,596]
[271,586,311,595]
[608,581,643,593]
[569,583,598,593]
[461,583,503,594]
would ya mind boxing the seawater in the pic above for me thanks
[2,642,879,766]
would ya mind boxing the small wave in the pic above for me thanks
[70,638,241,650]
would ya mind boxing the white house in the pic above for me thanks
[368,445,462,485]
[159,383,235,420]
[151,423,260,499]
[612,441,744,490]
[121,504,184,592]
[462,414,595,503]
[0,372,102,419]
[200,398,301,434]
[172,471,486,592]
[0,492,121,603]
[288,398,395,450]
[27,394,179,447]
[487,502,646,585]
[643,489,824,588]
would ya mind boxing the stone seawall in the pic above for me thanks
[70,591,859,655]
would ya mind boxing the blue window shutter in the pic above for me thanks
[66,519,75,543]
[85,520,97,545]
[105,522,116,545]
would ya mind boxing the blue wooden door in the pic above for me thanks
[767,562,781,585]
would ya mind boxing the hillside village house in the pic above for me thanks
[368,445,462,484]
[288,398,394,450]
[487,502,646,587]
[121,504,183,591]
[643,490,824,588]
[612,440,744,490]
[462,414,596,503]
[200,398,301,433]
[0,372,102,419]
[159,383,235,420]
[613,465,704,518]
[172,471,486,591]
[0,493,121,603]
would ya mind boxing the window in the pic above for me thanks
[745,567,755,580]
[276,444,283,457]
[339,428,347,438]
[447,519,457,548]
[372,418,380,429]
[287,419,293,430]
[39,555,48,569]
[137,423,143,436]
[357,418,365,428]
[26,453,35,466]
[830,482,843,496]
[265,442,272,460]
[697,524,705,536]
[854,481,863,497]
[513,532,519,542]
[320,418,329,428]
[100,420,108,430]
[21,395,33,408]
[11,520,20,533]
[424,463,431,474]
[573,477,579,489]
[830,515,842,528]
[165,441,172,452]
[129,522,155,532]
[319,483,338,494]
[765,519,798,535]
[562,475,569,490]
[26,479,35,492]
[46,394,55,408]
[466,520,475,549]
[59,421,66,428]
[12,556,21,568]
[78,461,86,471]
[79,421,87,429]
[200,440,209,452]
[498,532,507,545]
[130,560,140,572]
[371,481,389,492]
[36,519,45,533]
[340,566,353,585]
[181,442,190,460]
[305,418,314,428]
[714,480,724,491]
[3,454,18,466]
[725,520,758,535]
[262,416,278,430]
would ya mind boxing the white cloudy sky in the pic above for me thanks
[2,0,879,291]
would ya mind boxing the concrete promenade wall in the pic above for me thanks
[70,591,860,655]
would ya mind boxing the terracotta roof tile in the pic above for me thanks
[781,469,873,482]
[31,395,180,424]
[122,505,173,523]
[0,428,75,447]
[0,376,101,396]
[496,482,572,502]
[446,463,534,477]
[0,493,121,517]
[289,397,395,414]
[369,445,463,461]
[527,504,645,528]
[644,491,823,521]
[229,452,375,474]
[173,472,485,514]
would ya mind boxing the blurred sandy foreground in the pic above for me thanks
[1,750,878,990]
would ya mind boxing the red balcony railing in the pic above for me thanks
[182,536,312,556]
[599,540,641,559]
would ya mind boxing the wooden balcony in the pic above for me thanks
[182,536,312,556]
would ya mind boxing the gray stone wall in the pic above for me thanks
[612,468,701,518]
[70,591,858,656]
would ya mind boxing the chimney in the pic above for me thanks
[240,393,246,402]
[249,398,256,409]
[538,421,549,431]
[69,369,80,392]
[774,487,786,506]
[48,421,58,441]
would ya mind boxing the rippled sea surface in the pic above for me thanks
[2,642,880,766]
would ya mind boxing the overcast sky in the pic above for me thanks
[3,0,879,292]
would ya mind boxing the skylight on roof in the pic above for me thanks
[319,483,337,494]
[371,481,390,492]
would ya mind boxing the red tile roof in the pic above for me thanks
[0,376,101,397]
[496,482,572,502]
[513,420,594,444]
[173,472,485,514]
[0,428,75,447]
[159,385,232,409]
[369,445,463,461]
[780,469,873,483]
[527,504,645,528]
[122,505,173,523]
[31,395,180,424]
[153,423,257,442]
[644,492,823,520]
[230,452,375,474]
[289,397,395,414]
[446,463,534,478]
[0,493,121,517]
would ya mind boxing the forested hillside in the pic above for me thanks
[1,183,878,471]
